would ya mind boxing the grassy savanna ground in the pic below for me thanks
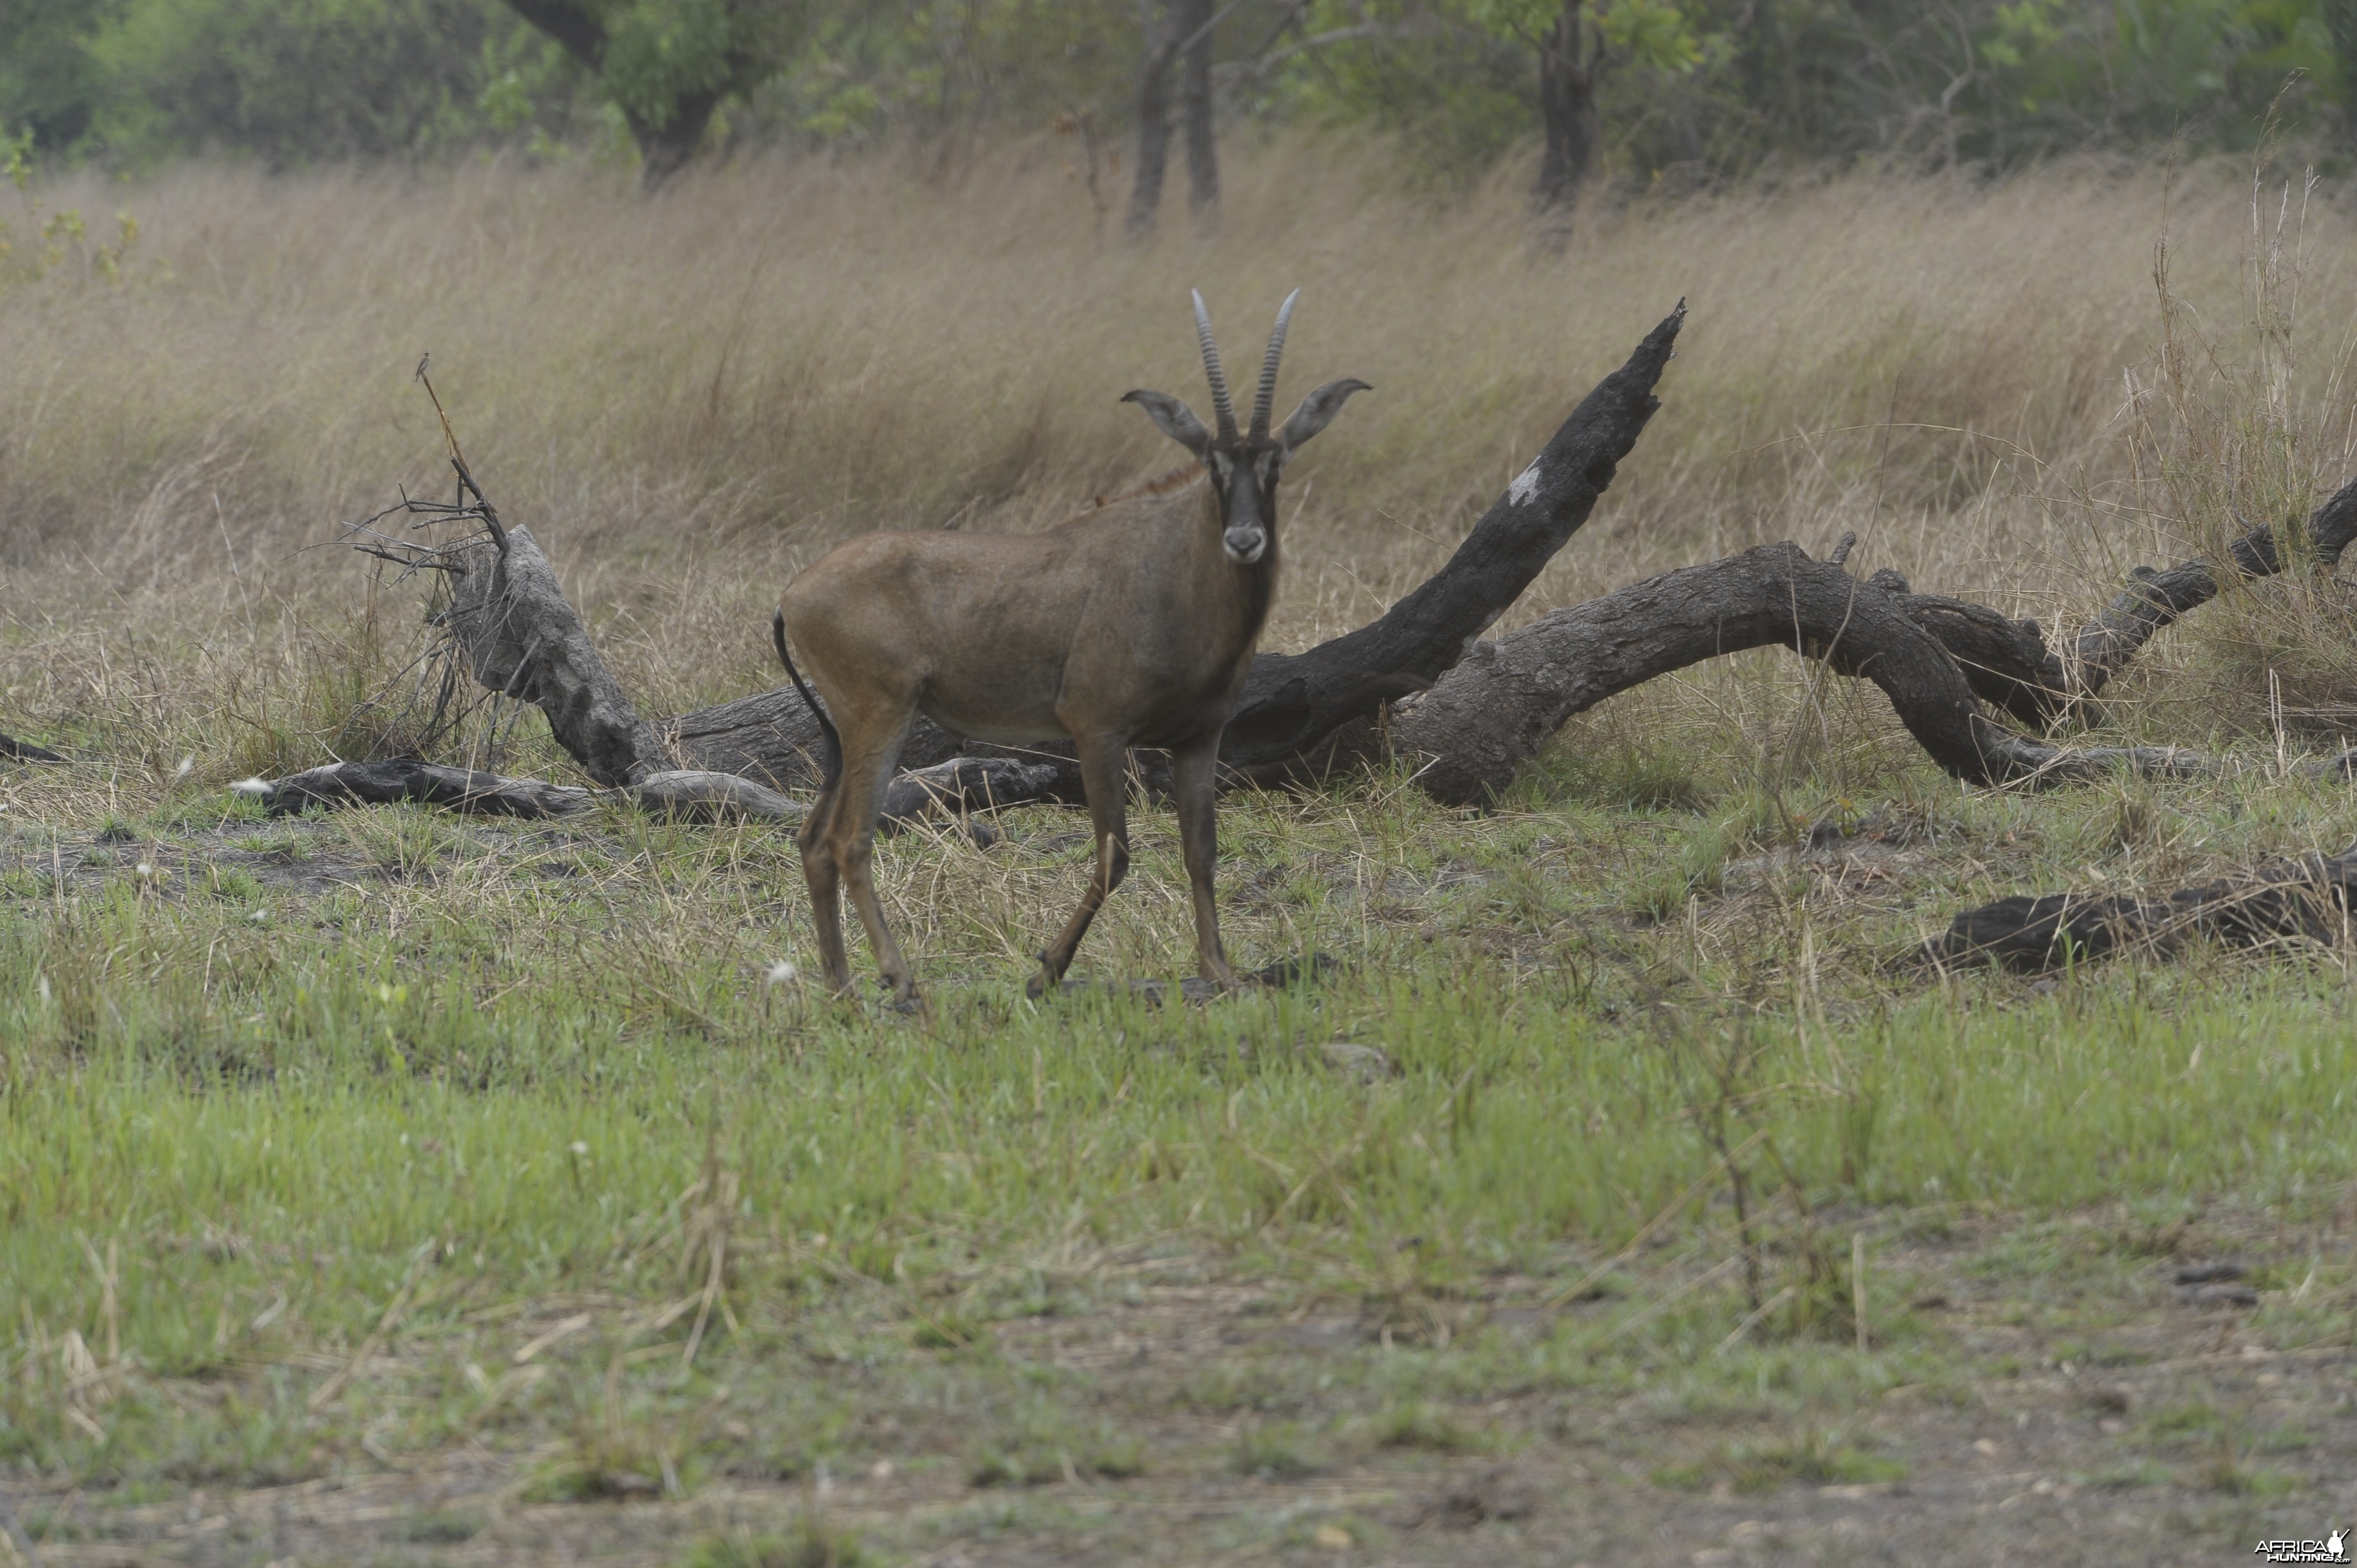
[8,144,2357,1564]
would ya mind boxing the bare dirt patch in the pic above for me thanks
[11,1210,2354,1567]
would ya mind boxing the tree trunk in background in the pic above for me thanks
[1535,0,1600,222]
[1179,0,1219,215]
[627,91,722,192]
[501,0,716,192]
[2329,1,2357,147]
[1128,2,1179,236]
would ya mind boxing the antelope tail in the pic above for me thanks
[771,610,841,795]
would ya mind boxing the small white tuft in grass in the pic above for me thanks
[173,755,193,781]
[248,909,269,924]
[227,778,272,798]
[569,1141,589,1156]
[37,974,50,1004]
[765,960,799,986]
[135,862,156,880]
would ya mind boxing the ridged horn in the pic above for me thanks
[1191,289,1238,445]
[1249,288,1299,443]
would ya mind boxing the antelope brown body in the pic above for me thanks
[773,290,1368,1007]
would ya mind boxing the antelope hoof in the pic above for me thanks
[1025,965,1058,1002]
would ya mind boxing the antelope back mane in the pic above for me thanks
[1050,462,1206,529]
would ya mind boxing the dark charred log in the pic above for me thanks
[879,757,1066,827]
[231,754,1054,835]
[1931,850,2357,973]
[1859,473,2357,735]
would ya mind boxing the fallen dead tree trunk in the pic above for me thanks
[1388,538,2207,806]
[285,312,2355,826]
[234,759,593,818]
[303,306,1689,815]
[1929,849,2357,973]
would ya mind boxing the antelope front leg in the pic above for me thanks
[1171,736,1238,989]
[1028,734,1130,1000]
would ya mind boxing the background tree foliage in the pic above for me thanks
[3,0,2355,189]
[500,0,802,184]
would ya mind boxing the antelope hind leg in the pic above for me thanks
[1028,734,1131,1000]
[828,716,923,1009]
[1171,737,1238,989]
[795,781,853,996]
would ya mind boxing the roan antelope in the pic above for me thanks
[771,290,1368,1007]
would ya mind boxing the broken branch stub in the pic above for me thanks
[441,527,662,787]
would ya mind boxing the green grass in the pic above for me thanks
[675,1514,869,1568]
[1228,1419,1327,1479]
[2,782,2354,1297]
[969,1407,1146,1487]
[4,751,2357,1557]
[1364,1397,1489,1453]
[1654,1426,1908,1493]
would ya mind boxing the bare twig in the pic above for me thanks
[415,362,505,551]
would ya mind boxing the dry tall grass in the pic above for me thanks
[4,140,2355,785]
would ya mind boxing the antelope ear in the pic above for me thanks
[1122,389,1213,458]
[1275,378,1371,458]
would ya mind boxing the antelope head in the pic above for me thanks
[1121,290,1371,566]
